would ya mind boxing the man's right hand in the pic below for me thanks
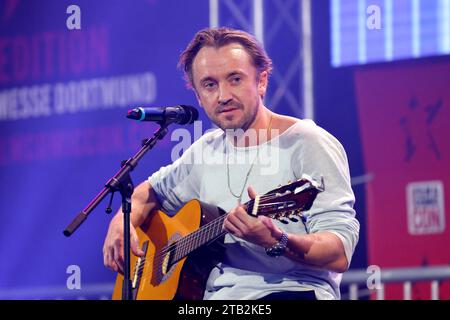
[103,214,145,274]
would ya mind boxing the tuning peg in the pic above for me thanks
[288,211,299,222]
[273,212,288,224]
[293,210,307,223]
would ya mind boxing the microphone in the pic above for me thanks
[126,105,199,125]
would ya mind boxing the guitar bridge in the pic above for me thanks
[131,241,149,296]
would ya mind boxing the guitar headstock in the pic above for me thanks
[246,174,324,224]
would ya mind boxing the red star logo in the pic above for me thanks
[399,95,443,162]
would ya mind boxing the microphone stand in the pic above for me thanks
[63,121,171,300]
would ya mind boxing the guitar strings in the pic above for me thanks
[130,183,305,273]
[132,214,227,283]
[133,194,289,281]
[132,191,282,273]
[134,191,281,270]
[132,191,290,278]
[131,193,297,283]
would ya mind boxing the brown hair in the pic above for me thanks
[178,27,273,89]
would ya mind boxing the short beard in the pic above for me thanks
[213,102,259,132]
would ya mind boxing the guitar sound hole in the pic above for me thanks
[155,232,181,284]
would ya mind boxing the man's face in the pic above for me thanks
[191,43,268,131]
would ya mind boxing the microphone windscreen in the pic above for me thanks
[179,105,199,124]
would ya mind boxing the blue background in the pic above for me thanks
[1,0,448,299]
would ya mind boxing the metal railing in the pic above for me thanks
[341,265,450,300]
[3,265,450,300]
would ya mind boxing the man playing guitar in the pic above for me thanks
[103,27,359,300]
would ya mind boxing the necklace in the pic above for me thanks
[226,115,273,204]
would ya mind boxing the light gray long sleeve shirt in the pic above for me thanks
[148,119,360,300]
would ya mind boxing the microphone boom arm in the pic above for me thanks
[63,123,169,237]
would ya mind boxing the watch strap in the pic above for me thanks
[265,231,289,257]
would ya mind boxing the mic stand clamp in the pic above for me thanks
[105,167,134,300]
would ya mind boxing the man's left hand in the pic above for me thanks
[223,186,282,247]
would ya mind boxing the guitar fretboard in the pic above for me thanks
[171,214,228,263]
[169,197,261,263]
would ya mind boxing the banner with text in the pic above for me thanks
[355,60,450,299]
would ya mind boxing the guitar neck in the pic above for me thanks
[171,214,228,263]
[169,195,276,263]
[168,178,319,264]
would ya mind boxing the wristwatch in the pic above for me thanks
[265,231,289,257]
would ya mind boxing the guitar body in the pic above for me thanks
[112,200,226,300]
[111,176,324,300]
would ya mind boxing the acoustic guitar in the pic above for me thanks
[112,175,324,300]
